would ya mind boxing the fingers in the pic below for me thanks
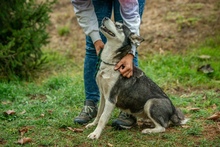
[94,40,105,55]
[114,54,134,78]
[119,65,133,78]
[114,62,122,70]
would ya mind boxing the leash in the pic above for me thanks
[95,50,102,78]
[95,49,116,77]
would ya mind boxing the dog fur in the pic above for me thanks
[85,17,187,139]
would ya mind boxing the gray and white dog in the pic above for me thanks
[85,17,187,139]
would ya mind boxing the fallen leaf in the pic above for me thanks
[207,112,220,121]
[47,110,53,114]
[107,143,114,147]
[159,48,164,54]
[4,110,16,115]
[197,64,214,74]
[198,55,211,59]
[67,127,74,131]
[17,137,32,145]
[211,104,217,110]
[189,108,200,111]
[19,127,29,136]
[182,125,190,129]
[202,94,207,100]
[67,127,83,133]
[2,101,11,105]
[20,110,26,115]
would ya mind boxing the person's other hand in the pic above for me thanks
[94,40,104,55]
[114,54,134,78]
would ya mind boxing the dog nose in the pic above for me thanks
[103,17,109,21]
[102,17,109,24]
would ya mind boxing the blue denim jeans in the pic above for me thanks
[84,0,146,104]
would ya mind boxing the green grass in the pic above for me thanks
[57,25,70,36]
[140,35,220,89]
[0,36,220,146]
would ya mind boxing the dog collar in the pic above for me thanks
[101,59,116,66]
[95,50,116,77]
[95,58,116,77]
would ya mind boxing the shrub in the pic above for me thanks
[0,0,55,80]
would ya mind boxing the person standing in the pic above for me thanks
[71,0,146,129]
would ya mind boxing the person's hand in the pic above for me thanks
[94,40,104,55]
[114,54,134,78]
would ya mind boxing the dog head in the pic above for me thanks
[100,17,144,59]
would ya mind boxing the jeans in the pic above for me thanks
[84,0,146,104]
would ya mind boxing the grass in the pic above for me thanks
[0,35,220,146]
[144,35,220,85]
[57,25,70,36]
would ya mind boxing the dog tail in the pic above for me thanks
[170,108,189,125]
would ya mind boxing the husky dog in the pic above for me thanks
[85,17,186,139]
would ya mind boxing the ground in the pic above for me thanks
[47,0,220,60]
[0,1,219,146]
[45,0,220,145]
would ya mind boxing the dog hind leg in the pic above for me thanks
[87,101,115,139]
[141,113,166,133]
[141,99,173,133]
[141,123,165,133]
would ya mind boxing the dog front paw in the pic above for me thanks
[87,132,100,139]
[85,123,95,129]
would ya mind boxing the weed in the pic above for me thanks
[57,25,70,36]
[176,15,201,31]
[184,122,203,136]
[187,3,204,10]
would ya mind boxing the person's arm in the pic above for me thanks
[115,0,141,78]
[71,0,104,54]
[71,0,101,44]
[119,0,141,56]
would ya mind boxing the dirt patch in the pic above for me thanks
[139,0,220,56]
[46,1,85,62]
[47,0,220,61]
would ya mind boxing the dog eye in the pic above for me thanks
[115,24,121,29]
[115,22,122,29]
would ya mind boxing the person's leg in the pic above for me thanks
[111,0,146,129]
[74,0,113,124]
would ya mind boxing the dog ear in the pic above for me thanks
[129,33,144,46]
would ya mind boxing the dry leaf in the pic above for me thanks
[107,143,114,147]
[2,101,11,105]
[67,127,83,133]
[202,94,207,100]
[197,64,214,74]
[19,127,29,136]
[211,104,217,110]
[189,108,200,111]
[198,55,211,59]
[67,127,75,131]
[4,110,16,115]
[207,112,220,121]
[182,125,190,129]
[47,110,53,114]
[20,110,26,115]
[17,137,32,145]
[159,48,164,54]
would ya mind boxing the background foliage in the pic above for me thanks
[0,0,55,80]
